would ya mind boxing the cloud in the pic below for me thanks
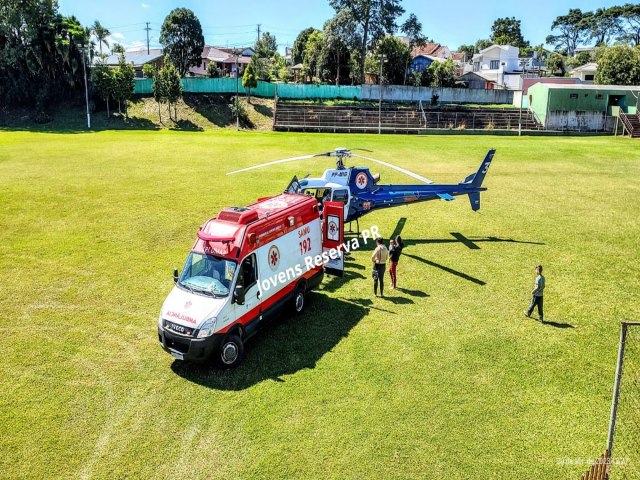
[141,3,149,8]
[112,32,125,40]
[125,41,145,52]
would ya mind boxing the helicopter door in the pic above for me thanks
[322,201,345,278]
[331,189,350,220]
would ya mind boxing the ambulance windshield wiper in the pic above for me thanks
[178,281,194,295]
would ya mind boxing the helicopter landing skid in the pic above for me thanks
[344,219,360,237]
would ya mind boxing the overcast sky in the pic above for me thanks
[58,0,624,52]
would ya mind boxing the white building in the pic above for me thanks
[571,63,598,83]
[461,45,523,90]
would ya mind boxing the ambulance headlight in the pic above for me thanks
[197,317,218,338]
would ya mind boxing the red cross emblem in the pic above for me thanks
[355,172,368,189]
[184,301,192,310]
[268,245,280,271]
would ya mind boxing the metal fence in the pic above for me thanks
[132,78,516,104]
[607,322,640,479]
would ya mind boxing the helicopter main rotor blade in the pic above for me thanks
[226,154,319,175]
[352,154,434,184]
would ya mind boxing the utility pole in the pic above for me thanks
[79,45,91,129]
[257,24,261,43]
[145,22,151,55]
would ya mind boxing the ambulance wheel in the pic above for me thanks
[218,335,244,369]
[293,284,306,315]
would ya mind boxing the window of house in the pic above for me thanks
[585,75,594,81]
[490,60,500,70]
[570,94,578,99]
[596,94,604,100]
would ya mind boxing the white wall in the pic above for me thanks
[361,85,514,104]
[545,111,614,131]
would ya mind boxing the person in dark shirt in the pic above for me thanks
[524,264,545,322]
[388,235,404,290]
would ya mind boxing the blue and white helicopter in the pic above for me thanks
[228,148,495,229]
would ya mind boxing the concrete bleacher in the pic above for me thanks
[273,101,543,133]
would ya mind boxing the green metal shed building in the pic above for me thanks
[528,84,640,131]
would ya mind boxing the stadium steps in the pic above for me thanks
[620,112,640,138]
[274,102,543,133]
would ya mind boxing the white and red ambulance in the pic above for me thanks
[158,194,344,367]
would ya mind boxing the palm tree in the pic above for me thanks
[91,20,110,55]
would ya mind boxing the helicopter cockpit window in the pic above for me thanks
[332,189,349,205]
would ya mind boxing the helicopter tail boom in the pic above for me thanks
[462,149,495,188]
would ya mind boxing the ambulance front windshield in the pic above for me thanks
[178,252,237,297]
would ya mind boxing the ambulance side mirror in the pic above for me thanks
[233,285,245,305]
[173,268,179,283]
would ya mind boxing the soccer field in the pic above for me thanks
[1,130,639,479]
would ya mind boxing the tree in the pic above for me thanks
[585,7,623,46]
[0,1,91,108]
[373,35,412,86]
[112,43,125,54]
[113,53,135,117]
[159,8,205,77]
[92,60,115,117]
[594,45,640,85]
[490,17,529,49]
[302,30,324,83]
[242,59,258,102]
[457,44,476,63]
[323,10,358,85]
[429,59,456,87]
[546,9,589,56]
[91,20,110,55]
[206,62,221,78]
[142,64,154,78]
[329,0,406,83]
[292,27,318,65]
[164,61,182,121]
[152,64,167,123]
[475,39,492,52]
[546,52,566,76]
[401,13,427,49]
[618,4,640,46]
[255,32,277,58]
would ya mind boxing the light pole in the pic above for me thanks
[235,49,239,131]
[79,44,91,129]
[378,53,387,135]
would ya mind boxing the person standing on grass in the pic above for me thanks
[371,237,388,297]
[524,265,545,322]
[388,235,404,290]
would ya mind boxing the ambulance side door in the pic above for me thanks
[233,253,262,334]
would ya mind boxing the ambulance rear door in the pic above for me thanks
[322,201,345,277]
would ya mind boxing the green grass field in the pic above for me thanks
[1,130,639,479]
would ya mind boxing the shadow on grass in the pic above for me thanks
[543,320,575,329]
[404,253,486,286]
[319,269,366,293]
[170,293,367,390]
[0,114,160,133]
[170,119,204,132]
[404,232,545,250]
[396,287,429,298]
[253,103,273,117]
